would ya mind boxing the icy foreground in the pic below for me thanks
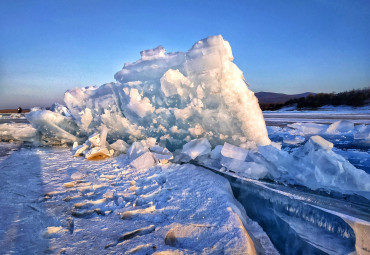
[0,145,276,254]
[1,35,370,253]
[59,35,269,147]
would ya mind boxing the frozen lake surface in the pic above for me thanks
[264,111,370,126]
[0,144,276,254]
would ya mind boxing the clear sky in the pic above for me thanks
[0,0,369,108]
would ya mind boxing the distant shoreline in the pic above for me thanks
[0,109,30,114]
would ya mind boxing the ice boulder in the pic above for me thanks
[64,35,270,148]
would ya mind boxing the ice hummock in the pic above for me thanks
[63,35,270,148]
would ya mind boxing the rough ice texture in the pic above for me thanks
[64,35,270,149]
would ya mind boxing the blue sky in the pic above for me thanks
[0,0,369,108]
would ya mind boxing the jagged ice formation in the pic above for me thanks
[63,35,270,148]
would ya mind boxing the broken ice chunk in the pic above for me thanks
[149,145,170,154]
[152,153,173,164]
[283,135,305,145]
[130,152,156,170]
[127,142,148,159]
[127,88,155,118]
[293,136,370,192]
[221,158,268,179]
[288,123,327,135]
[110,139,129,154]
[88,133,102,147]
[150,145,173,163]
[72,141,79,149]
[85,147,114,160]
[73,143,89,157]
[304,135,333,151]
[181,138,211,160]
[326,120,354,134]
[127,138,157,159]
[354,125,370,140]
[210,145,223,160]
[221,142,249,161]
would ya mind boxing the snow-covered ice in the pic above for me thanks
[0,144,277,254]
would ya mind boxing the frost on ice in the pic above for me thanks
[63,35,270,148]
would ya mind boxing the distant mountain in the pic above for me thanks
[255,92,315,104]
